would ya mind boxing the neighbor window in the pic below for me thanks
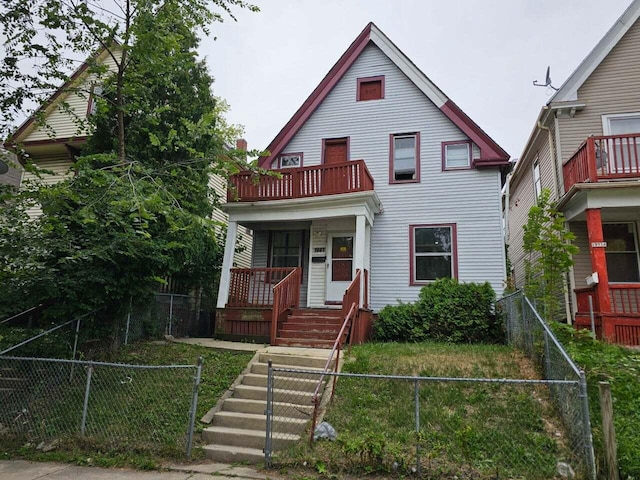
[604,223,640,282]
[357,76,384,101]
[410,224,456,284]
[271,153,302,169]
[390,133,420,183]
[533,158,541,199]
[443,141,471,169]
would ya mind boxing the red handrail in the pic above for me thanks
[270,267,301,344]
[227,160,374,202]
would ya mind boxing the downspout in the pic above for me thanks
[538,115,573,324]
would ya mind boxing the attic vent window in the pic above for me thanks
[357,76,384,101]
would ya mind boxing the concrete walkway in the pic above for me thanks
[0,460,280,480]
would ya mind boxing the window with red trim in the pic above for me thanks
[410,224,456,284]
[357,76,384,101]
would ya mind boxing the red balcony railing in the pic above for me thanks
[563,134,640,192]
[227,160,374,202]
[610,284,640,315]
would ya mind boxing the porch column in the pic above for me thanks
[216,220,238,309]
[355,214,366,307]
[585,209,613,338]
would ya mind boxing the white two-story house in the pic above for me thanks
[215,23,510,346]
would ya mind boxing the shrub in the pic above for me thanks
[375,278,503,344]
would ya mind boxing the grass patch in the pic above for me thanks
[551,323,640,479]
[0,341,253,469]
[276,342,575,479]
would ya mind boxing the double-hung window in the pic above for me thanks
[410,224,456,284]
[390,133,420,183]
[603,223,640,282]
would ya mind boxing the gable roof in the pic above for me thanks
[550,0,640,103]
[6,46,117,149]
[258,22,509,168]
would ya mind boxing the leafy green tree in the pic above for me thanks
[523,188,578,321]
[0,0,257,325]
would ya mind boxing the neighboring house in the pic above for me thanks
[507,0,640,346]
[215,23,510,345]
[4,48,251,264]
[0,150,22,188]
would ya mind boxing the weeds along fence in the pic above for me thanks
[0,355,202,459]
[265,365,594,479]
[497,290,596,479]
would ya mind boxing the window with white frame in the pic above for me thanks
[410,225,456,284]
[603,223,640,282]
[391,133,419,182]
[533,158,541,199]
[271,153,302,169]
[443,142,471,169]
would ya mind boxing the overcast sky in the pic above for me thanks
[202,0,633,160]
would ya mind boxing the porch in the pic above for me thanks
[563,133,640,192]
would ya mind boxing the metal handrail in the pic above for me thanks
[309,301,357,443]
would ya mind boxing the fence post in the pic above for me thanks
[414,379,421,477]
[69,318,82,381]
[588,295,596,337]
[81,365,94,435]
[579,370,597,480]
[169,294,174,336]
[264,360,273,468]
[125,296,132,345]
[186,356,203,460]
[543,330,552,378]
[599,382,619,480]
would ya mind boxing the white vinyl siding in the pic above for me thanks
[21,156,74,218]
[282,43,505,310]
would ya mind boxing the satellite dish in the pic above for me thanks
[0,159,9,175]
[533,66,559,91]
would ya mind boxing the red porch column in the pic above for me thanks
[585,209,614,340]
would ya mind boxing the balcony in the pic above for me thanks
[227,159,374,202]
[563,134,640,192]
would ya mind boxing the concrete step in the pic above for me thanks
[242,373,319,392]
[250,362,325,377]
[202,444,264,464]
[222,398,314,419]
[257,352,332,369]
[202,425,299,450]
[233,384,314,404]
[212,411,307,434]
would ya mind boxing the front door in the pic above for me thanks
[326,234,354,303]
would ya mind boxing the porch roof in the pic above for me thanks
[560,181,640,221]
[222,190,382,226]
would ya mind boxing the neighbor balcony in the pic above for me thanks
[563,134,640,192]
[227,159,374,202]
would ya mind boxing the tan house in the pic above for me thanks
[507,0,640,345]
[5,47,251,265]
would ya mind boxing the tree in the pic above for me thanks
[523,188,579,321]
[0,0,257,325]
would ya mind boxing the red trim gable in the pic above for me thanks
[258,23,374,168]
[258,23,510,169]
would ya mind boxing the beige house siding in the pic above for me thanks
[21,155,75,218]
[569,221,592,289]
[508,129,555,288]
[557,16,640,168]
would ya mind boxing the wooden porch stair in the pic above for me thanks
[275,309,346,348]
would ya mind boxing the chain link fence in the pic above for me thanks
[0,355,202,458]
[497,290,596,479]
[266,364,593,479]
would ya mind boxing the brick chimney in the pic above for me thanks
[236,138,247,152]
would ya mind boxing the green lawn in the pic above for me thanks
[276,342,578,480]
[0,341,253,469]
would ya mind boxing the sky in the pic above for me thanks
[202,0,634,160]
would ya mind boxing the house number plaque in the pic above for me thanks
[590,242,607,248]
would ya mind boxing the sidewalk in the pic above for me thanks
[0,460,279,480]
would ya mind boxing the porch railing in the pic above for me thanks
[227,159,374,202]
[227,268,296,307]
[563,134,640,192]
[610,284,640,315]
[270,268,301,344]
